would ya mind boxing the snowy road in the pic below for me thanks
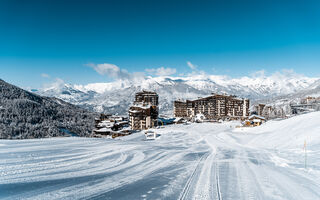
[1,112,320,199]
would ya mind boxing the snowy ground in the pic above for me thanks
[1,112,320,200]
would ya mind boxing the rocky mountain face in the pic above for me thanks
[0,79,97,139]
[36,74,320,116]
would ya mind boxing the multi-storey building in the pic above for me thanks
[129,91,159,130]
[174,93,249,120]
[253,104,266,116]
[173,100,188,117]
[134,91,159,106]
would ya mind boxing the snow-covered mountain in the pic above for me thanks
[256,78,320,113]
[37,73,320,115]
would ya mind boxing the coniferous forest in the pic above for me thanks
[0,79,97,139]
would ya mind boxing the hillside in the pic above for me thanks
[0,79,97,139]
[243,111,320,149]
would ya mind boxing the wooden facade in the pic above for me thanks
[174,94,249,120]
[248,114,266,126]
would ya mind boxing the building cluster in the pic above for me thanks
[93,114,130,138]
[128,91,159,130]
[173,93,249,120]
[300,96,320,104]
[92,92,320,134]
[123,91,285,131]
[291,96,320,114]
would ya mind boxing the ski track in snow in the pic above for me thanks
[1,112,320,199]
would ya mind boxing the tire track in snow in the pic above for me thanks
[215,161,222,200]
[190,152,222,200]
[178,152,210,200]
[179,151,223,200]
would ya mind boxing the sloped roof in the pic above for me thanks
[249,114,265,120]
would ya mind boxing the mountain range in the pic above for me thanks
[36,73,320,115]
[1,72,319,139]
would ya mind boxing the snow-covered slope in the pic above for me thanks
[243,111,320,149]
[2,112,320,199]
[37,74,319,115]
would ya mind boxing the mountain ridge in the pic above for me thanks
[36,74,320,115]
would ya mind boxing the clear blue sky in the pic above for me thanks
[1,0,320,88]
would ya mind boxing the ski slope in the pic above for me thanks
[1,112,320,199]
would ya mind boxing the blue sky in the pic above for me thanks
[1,0,320,88]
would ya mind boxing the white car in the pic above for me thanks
[145,130,156,140]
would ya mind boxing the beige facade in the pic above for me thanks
[174,94,249,120]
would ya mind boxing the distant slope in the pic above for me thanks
[243,111,320,149]
[0,79,97,139]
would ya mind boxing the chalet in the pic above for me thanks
[129,91,159,130]
[174,93,249,120]
[248,114,266,126]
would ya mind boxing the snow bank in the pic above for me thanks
[242,111,320,149]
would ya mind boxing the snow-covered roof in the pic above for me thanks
[129,110,142,113]
[98,120,114,128]
[249,114,265,120]
[95,127,111,132]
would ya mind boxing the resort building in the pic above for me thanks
[174,93,249,120]
[129,91,159,130]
